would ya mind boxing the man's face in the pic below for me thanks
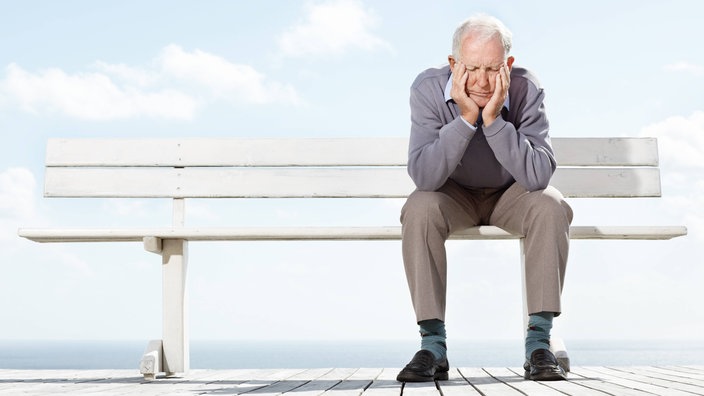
[450,32,514,108]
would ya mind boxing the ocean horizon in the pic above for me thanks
[1,339,703,370]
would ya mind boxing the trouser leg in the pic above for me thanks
[490,183,573,315]
[400,181,480,323]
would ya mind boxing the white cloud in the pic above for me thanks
[640,111,704,241]
[158,44,302,105]
[663,61,704,76]
[278,0,392,57]
[2,63,198,121]
[640,110,704,169]
[0,167,38,244]
[93,61,160,87]
[0,167,37,220]
[0,45,302,121]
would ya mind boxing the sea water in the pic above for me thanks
[0,339,702,369]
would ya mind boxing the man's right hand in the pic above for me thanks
[450,62,480,126]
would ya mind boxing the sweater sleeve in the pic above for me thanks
[482,76,556,191]
[407,80,477,191]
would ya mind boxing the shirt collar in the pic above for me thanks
[444,72,510,110]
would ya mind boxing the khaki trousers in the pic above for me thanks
[400,180,573,323]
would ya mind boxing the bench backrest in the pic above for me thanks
[43,137,661,199]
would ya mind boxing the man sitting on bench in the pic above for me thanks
[397,14,573,382]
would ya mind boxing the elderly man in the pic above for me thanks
[397,14,572,382]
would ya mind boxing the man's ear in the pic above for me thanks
[448,55,456,71]
[506,56,515,70]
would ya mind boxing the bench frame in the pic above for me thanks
[18,137,687,379]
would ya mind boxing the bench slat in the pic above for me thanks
[551,137,658,166]
[18,225,688,242]
[550,167,661,197]
[46,137,658,167]
[46,138,409,167]
[44,167,662,198]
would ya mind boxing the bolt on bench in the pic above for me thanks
[18,137,686,379]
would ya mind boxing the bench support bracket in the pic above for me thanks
[139,339,163,380]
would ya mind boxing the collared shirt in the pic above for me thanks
[443,73,510,129]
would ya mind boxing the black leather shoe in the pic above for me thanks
[523,349,567,381]
[397,350,449,382]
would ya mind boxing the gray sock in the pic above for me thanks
[525,312,553,360]
[419,319,446,360]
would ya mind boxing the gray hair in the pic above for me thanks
[452,14,513,59]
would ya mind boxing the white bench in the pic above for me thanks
[18,137,686,379]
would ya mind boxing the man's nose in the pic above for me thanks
[476,70,490,87]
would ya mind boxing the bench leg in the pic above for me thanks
[161,238,189,377]
[520,239,570,372]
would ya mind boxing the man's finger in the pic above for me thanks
[500,64,510,92]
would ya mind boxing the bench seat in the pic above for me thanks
[19,225,688,243]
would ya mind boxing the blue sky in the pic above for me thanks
[1,0,703,346]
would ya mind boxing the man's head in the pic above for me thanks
[448,14,515,108]
[451,14,512,60]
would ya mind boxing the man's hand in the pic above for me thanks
[450,62,480,126]
[481,63,510,127]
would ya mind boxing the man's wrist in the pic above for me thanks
[461,111,480,127]
[459,115,478,129]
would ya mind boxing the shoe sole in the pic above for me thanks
[524,370,567,381]
[397,370,449,382]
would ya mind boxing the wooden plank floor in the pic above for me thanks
[0,366,702,395]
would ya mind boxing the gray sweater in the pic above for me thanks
[407,64,556,192]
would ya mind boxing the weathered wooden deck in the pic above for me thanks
[1,366,703,395]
